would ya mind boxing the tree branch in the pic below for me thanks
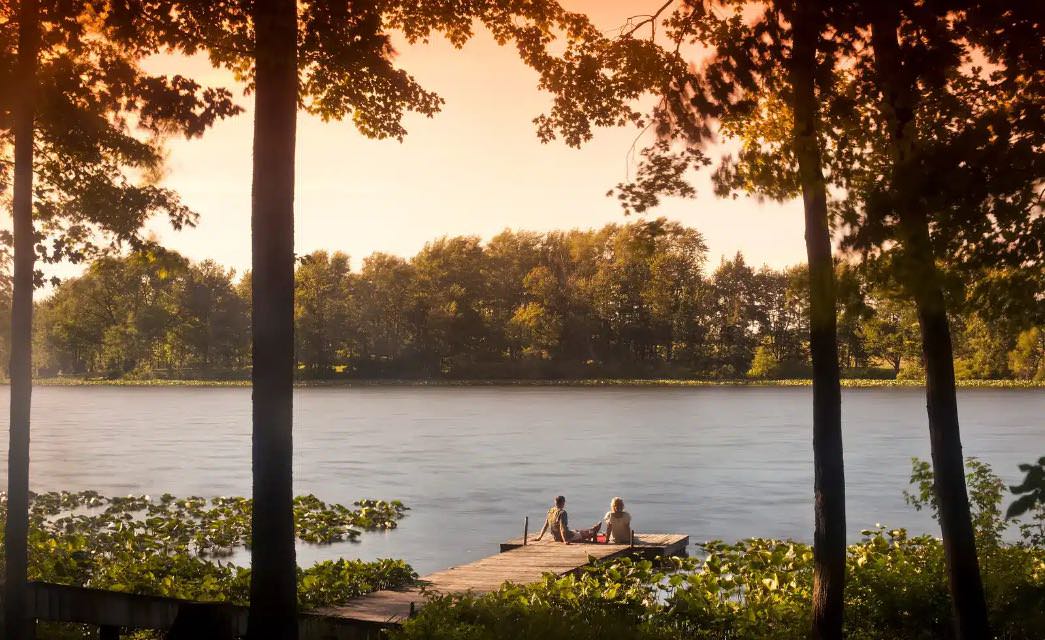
[620,0,676,40]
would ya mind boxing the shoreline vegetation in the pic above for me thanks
[26,224,1045,388]
[398,459,1045,640]
[11,459,1045,639]
[19,376,1045,389]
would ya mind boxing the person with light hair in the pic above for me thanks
[603,496,633,544]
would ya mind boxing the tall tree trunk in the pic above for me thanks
[247,0,299,637]
[869,11,990,639]
[789,1,846,638]
[4,1,39,638]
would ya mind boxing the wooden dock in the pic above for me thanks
[317,533,689,625]
[22,533,688,637]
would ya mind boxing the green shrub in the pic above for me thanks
[397,458,1045,640]
[397,532,1044,640]
[746,344,779,379]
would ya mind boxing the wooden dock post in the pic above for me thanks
[629,530,635,549]
[523,516,529,545]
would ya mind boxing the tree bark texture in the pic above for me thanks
[869,9,990,639]
[247,0,299,637]
[789,2,846,638]
[4,0,39,637]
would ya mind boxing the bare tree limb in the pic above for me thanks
[620,0,676,39]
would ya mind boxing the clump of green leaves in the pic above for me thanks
[904,457,1008,547]
[11,490,407,556]
[298,558,417,610]
[903,455,1045,550]
[294,495,406,544]
[1007,457,1045,547]
[0,490,414,611]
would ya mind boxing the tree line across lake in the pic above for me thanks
[15,218,1042,382]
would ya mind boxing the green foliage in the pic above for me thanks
[22,231,1040,382]
[34,249,249,377]
[26,233,1039,383]
[746,341,779,379]
[9,462,1045,638]
[0,2,240,266]
[297,558,417,610]
[0,491,413,609]
[295,251,354,376]
[1007,458,1045,547]
[903,457,1007,547]
[398,531,1044,640]
[861,294,922,376]
[397,461,1045,640]
[954,315,1013,380]
[294,495,407,542]
[561,0,1044,309]
[1009,328,1045,382]
[395,559,667,640]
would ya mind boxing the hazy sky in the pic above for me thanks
[67,1,808,280]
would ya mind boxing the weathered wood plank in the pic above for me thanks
[26,582,390,640]
[27,581,222,632]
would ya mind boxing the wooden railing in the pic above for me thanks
[22,581,390,639]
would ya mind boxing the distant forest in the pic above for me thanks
[10,219,1044,381]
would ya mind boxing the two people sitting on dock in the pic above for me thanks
[604,496,633,544]
[533,495,602,544]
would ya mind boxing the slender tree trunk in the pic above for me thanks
[789,1,846,638]
[869,11,990,639]
[247,0,298,637]
[914,259,990,639]
[4,1,39,638]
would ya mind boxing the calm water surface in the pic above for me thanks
[1,386,1042,575]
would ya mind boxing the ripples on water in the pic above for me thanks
[1,385,1041,574]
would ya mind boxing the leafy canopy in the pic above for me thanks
[0,0,241,274]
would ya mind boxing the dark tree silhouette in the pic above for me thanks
[867,10,989,636]
[786,3,846,635]
[247,0,300,635]
[821,1,1044,633]
[846,0,1043,634]
[1,3,236,633]
[4,1,39,637]
[607,3,850,634]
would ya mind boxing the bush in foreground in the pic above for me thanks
[397,533,1043,640]
[397,458,1045,640]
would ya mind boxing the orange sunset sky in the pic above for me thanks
[69,1,807,281]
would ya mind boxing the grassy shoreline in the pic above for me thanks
[16,376,1045,389]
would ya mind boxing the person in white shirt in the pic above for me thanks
[604,496,633,544]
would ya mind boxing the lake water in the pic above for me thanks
[1,385,1042,575]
